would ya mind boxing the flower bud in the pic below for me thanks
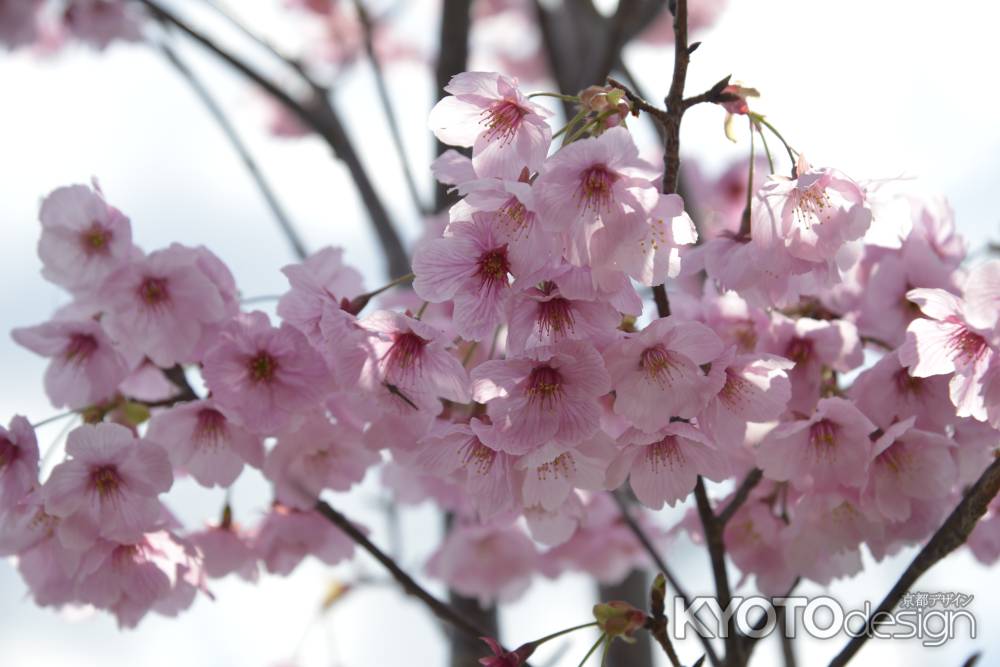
[593,601,646,643]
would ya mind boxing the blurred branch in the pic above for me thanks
[717,468,763,527]
[313,500,488,641]
[694,477,742,666]
[157,38,307,260]
[828,456,1000,667]
[433,0,471,211]
[353,0,428,216]
[610,490,721,667]
[138,0,409,277]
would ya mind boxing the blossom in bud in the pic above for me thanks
[720,84,759,141]
[429,71,552,180]
[593,600,645,642]
[579,85,631,130]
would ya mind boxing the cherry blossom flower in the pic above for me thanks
[42,423,173,547]
[253,504,357,576]
[74,531,204,628]
[861,418,956,522]
[848,350,954,432]
[146,400,264,488]
[101,244,235,367]
[36,182,134,294]
[429,71,552,180]
[698,349,793,449]
[202,311,331,434]
[603,317,723,432]
[357,310,471,413]
[12,317,129,410]
[517,433,615,512]
[504,278,620,354]
[472,340,611,454]
[899,288,995,421]
[756,397,876,492]
[277,246,364,347]
[263,411,378,509]
[187,520,259,582]
[606,422,729,509]
[0,415,39,510]
[62,0,143,50]
[425,522,538,605]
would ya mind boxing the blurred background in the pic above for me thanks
[2,0,1000,665]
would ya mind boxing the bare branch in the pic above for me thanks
[157,38,307,260]
[717,468,763,527]
[828,456,1000,667]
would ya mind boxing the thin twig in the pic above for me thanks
[694,477,742,666]
[717,468,763,527]
[827,457,1000,667]
[353,0,427,216]
[138,0,409,277]
[610,491,722,667]
[157,38,307,260]
[314,499,487,641]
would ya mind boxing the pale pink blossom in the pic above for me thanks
[606,422,729,509]
[698,349,793,449]
[861,418,956,522]
[0,0,42,49]
[413,420,520,522]
[504,278,620,354]
[146,400,264,488]
[472,340,610,454]
[783,492,871,586]
[263,411,378,509]
[358,310,471,413]
[899,288,995,421]
[968,496,1000,564]
[534,127,658,264]
[253,504,358,575]
[75,531,204,628]
[723,495,796,596]
[42,423,173,547]
[12,318,128,409]
[761,314,862,414]
[517,433,615,512]
[277,246,364,347]
[202,311,331,434]
[523,492,585,546]
[603,317,723,432]
[756,397,876,492]
[425,522,538,605]
[187,521,259,582]
[0,415,39,510]
[101,244,234,367]
[37,182,134,294]
[848,350,955,432]
[429,71,552,180]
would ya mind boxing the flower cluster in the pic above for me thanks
[4,68,1000,633]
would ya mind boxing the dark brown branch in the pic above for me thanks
[157,38,307,260]
[433,0,471,211]
[137,0,409,278]
[717,468,763,527]
[314,500,487,641]
[828,456,1000,667]
[610,491,721,667]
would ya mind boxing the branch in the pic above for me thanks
[157,38,307,260]
[433,0,471,211]
[137,0,409,277]
[717,468,763,527]
[827,456,1000,667]
[313,500,488,641]
[610,491,722,667]
[353,0,428,216]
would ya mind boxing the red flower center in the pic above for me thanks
[64,333,98,364]
[476,247,511,291]
[577,164,618,212]
[480,99,527,145]
[537,295,576,338]
[809,419,838,456]
[138,277,170,306]
[640,344,677,382]
[90,464,123,499]
[385,331,429,372]
[248,351,279,383]
[194,408,229,446]
[785,337,813,364]
[80,221,112,255]
[526,364,562,408]
[946,325,989,364]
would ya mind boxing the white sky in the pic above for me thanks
[1,0,1000,665]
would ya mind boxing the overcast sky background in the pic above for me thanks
[1,0,1000,665]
